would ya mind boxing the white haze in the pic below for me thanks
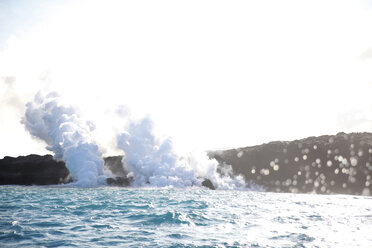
[1,0,372,158]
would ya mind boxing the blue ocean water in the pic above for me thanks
[0,186,371,247]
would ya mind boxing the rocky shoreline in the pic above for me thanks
[209,132,372,195]
[1,132,371,195]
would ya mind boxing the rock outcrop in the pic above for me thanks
[0,154,132,186]
[103,156,129,178]
[0,154,71,185]
[201,178,216,190]
[106,176,132,187]
[209,132,372,195]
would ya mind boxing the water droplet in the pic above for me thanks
[270,161,275,167]
[237,151,244,158]
[294,157,299,162]
[350,157,358,167]
[260,169,270,176]
[313,145,317,150]
[321,186,326,192]
[334,168,339,174]
[327,160,333,167]
[349,176,356,183]
[302,148,309,154]
[285,179,292,186]
[273,165,279,171]
[314,181,319,187]
[251,169,256,174]
[316,158,321,164]
[303,155,307,160]
[338,156,343,162]
[358,149,363,157]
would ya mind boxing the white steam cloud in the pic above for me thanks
[22,92,106,186]
[22,91,246,189]
[117,117,246,189]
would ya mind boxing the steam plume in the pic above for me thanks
[22,91,245,189]
[22,92,105,186]
[117,117,246,189]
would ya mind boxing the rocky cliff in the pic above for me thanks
[209,132,372,195]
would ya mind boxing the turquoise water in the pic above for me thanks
[0,186,371,247]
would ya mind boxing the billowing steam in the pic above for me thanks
[22,91,246,189]
[117,117,246,189]
[22,92,106,186]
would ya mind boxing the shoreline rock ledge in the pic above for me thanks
[209,132,372,195]
[1,132,371,195]
[0,154,71,185]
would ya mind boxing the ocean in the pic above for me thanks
[0,186,371,247]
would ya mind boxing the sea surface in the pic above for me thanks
[0,186,371,247]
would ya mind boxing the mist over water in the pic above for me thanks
[22,91,246,189]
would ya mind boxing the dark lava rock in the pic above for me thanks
[0,154,132,186]
[209,132,372,195]
[201,178,216,190]
[104,156,127,177]
[0,154,71,185]
[106,176,132,187]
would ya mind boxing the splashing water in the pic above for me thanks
[22,92,105,186]
[117,117,246,189]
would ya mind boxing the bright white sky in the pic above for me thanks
[1,0,372,158]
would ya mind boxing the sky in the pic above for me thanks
[1,0,372,158]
